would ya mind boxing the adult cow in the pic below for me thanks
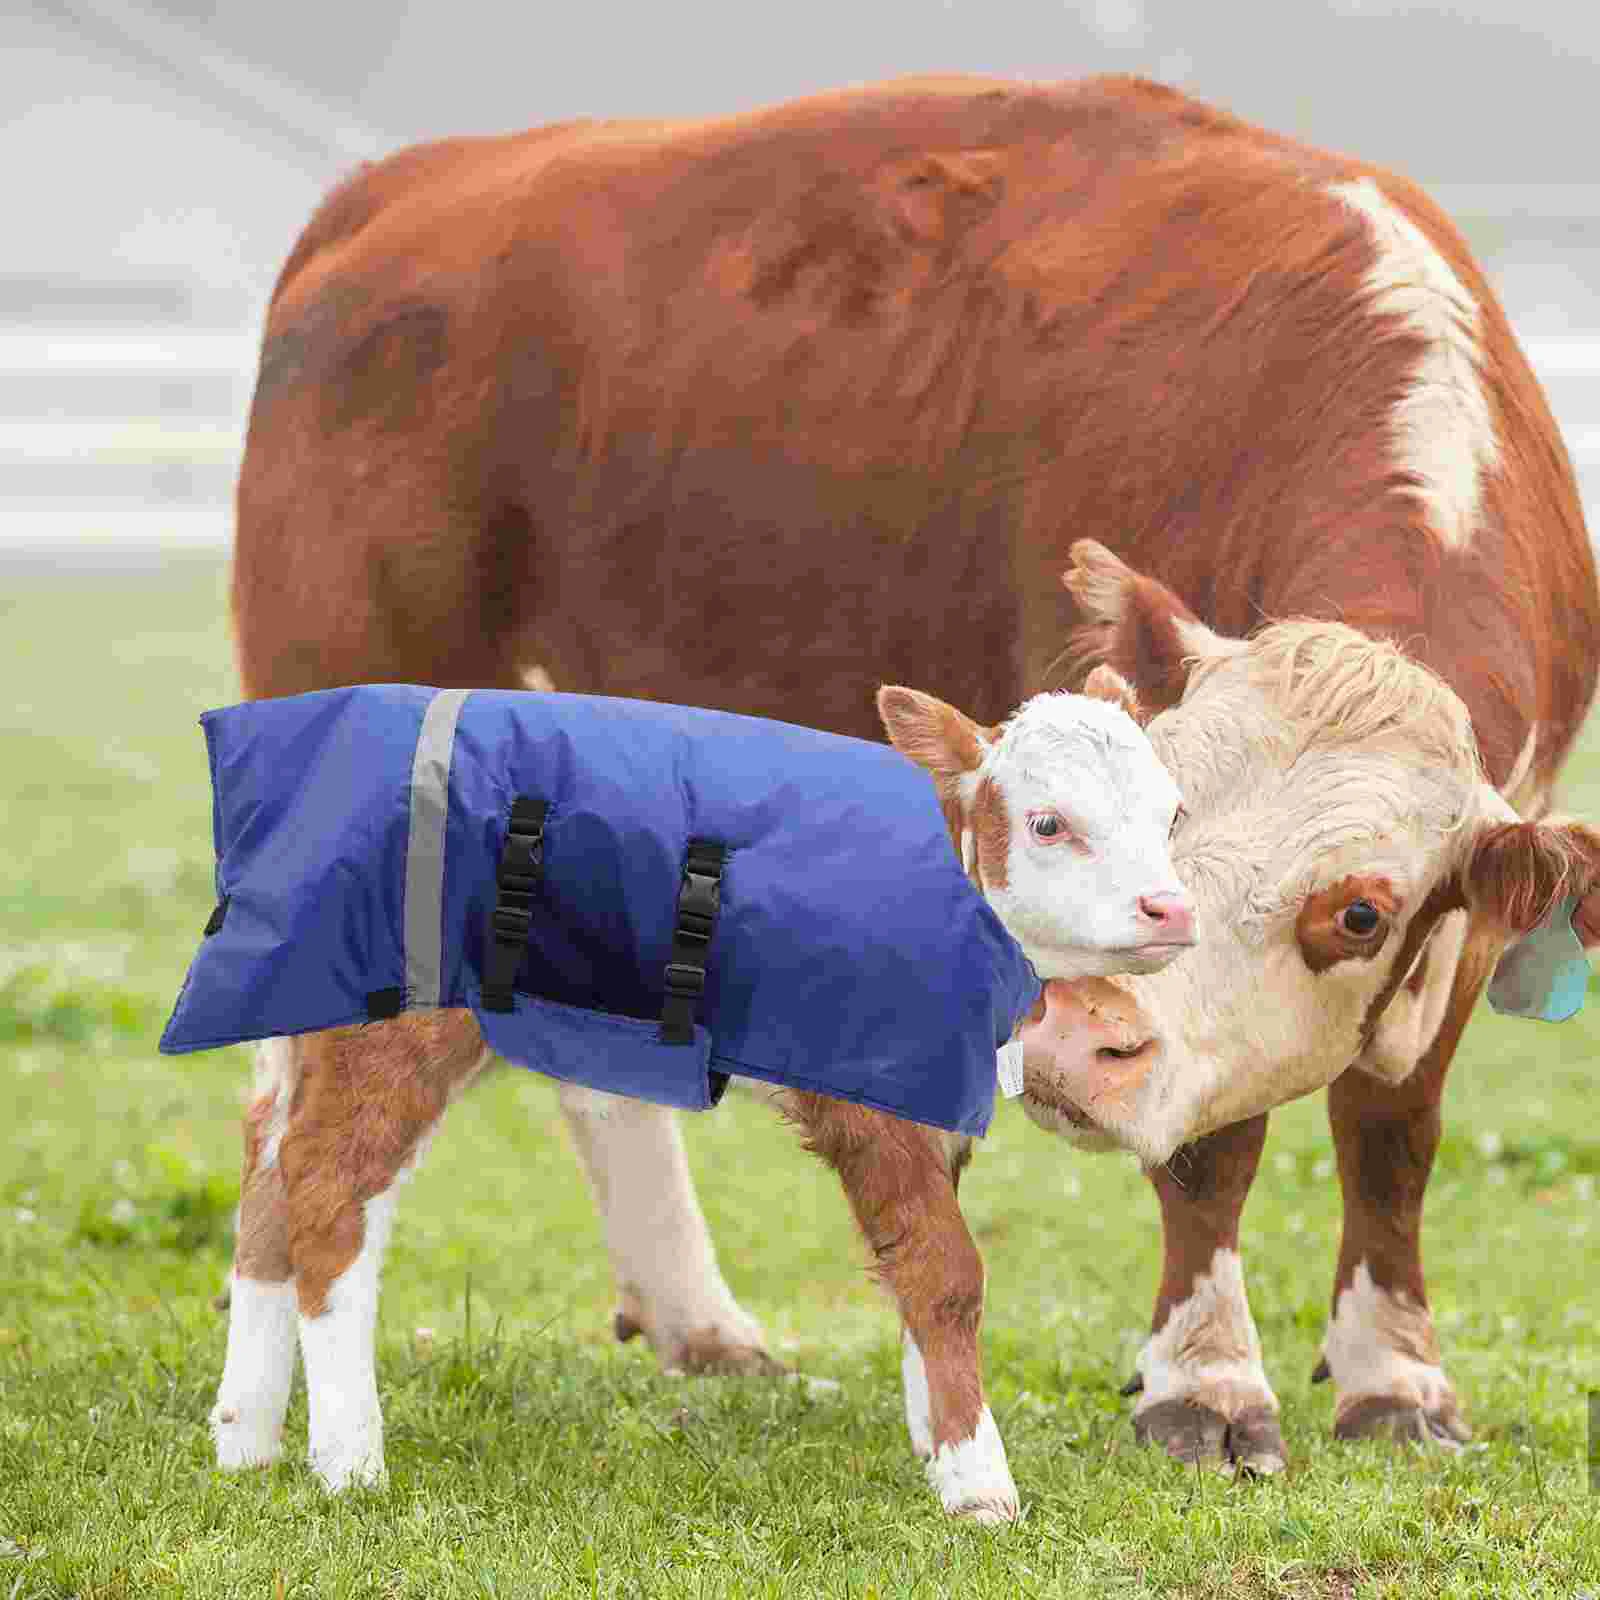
[231,74,1599,1478]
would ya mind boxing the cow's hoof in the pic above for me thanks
[1334,1395,1470,1449]
[1134,1399,1287,1475]
[669,1325,788,1378]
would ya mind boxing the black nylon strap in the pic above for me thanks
[661,840,726,1045]
[481,797,547,1013]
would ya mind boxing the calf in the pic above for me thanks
[209,677,1190,1520]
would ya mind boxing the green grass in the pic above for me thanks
[1,556,1597,1598]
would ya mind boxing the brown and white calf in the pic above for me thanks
[211,678,1191,1518]
[228,72,1596,1479]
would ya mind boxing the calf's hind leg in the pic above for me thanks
[797,1095,1017,1522]
[274,1013,490,1489]
[212,1038,299,1468]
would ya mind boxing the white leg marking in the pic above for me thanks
[901,1330,933,1460]
[558,1084,766,1366]
[1330,176,1497,551]
[1136,1247,1277,1418]
[926,1406,1018,1524]
[300,1187,399,1491]
[253,1037,293,1169]
[1321,1260,1461,1441]
[212,1275,298,1468]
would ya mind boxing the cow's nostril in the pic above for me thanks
[1098,1039,1153,1062]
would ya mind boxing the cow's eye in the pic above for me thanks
[1029,812,1068,842]
[1169,805,1188,841]
[1340,899,1382,937]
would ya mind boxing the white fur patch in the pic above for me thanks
[901,1331,933,1459]
[1136,1247,1277,1418]
[252,1037,294,1170]
[1330,177,1497,551]
[1320,1260,1458,1421]
[212,1275,298,1468]
[925,1405,1018,1522]
[301,1187,399,1491]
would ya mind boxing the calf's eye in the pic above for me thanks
[1340,899,1382,937]
[1029,813,1067,842]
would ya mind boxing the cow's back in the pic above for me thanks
[233,74,1597,787]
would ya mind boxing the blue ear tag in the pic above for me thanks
[1486,893,1591,1022]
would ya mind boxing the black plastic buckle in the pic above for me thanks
[661,840,726,1045]
[482,798,547,1012]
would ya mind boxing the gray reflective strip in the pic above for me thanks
[404,688,470,1007]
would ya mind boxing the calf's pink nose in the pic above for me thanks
[1137,891,1195,944]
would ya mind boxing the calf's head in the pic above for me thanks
[1022,540,1600,1165]
[877,677,1194,978]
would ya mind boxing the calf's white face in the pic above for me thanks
[877,675,1194,978]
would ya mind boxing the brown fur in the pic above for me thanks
[235,1092,292,1282]
[796,1092,987,1450]
[1148,1116,1269,1335]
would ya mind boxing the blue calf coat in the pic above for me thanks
[160,687,1041,1136]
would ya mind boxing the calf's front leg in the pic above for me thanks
[796,1095,1017,1522]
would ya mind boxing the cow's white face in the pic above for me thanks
[1018,541,1600,1166]
[878,677,1194,979]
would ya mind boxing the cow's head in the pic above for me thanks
[877,679,1194,977]
[1020,540,1600,1165]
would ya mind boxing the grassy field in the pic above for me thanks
[0,556,1597,1598]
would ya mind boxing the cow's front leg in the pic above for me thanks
[558,1084,778,1374]
[278,1014,489,1490]
[1132,1113,1285,1474]
[799,1095,1016,1523]
[212,1038,299,1468]
[1321,1035,1470,1448]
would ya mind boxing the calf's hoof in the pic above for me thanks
[210,1403,283,1470]
[927,1408,1019,1525]
[948,1492,1020,1525]
[1134,1398,1287,1477]
[1334,1395,1470,1449]
[309,1445,388,1493]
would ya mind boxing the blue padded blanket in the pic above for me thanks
[160,687,1041,1135]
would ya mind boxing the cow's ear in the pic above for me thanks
[1461,817,1600,939]
[1081,664,1146,725]
[877,685,993,781]
[1060,540,1243,714]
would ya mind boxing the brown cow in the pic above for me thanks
[227,73,1598,1484]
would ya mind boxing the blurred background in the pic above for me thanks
[3,0,1598,558]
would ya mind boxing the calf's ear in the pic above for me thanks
[1081,664,1145,725]
[1060,540,1243,714]
[876,686,995,781]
